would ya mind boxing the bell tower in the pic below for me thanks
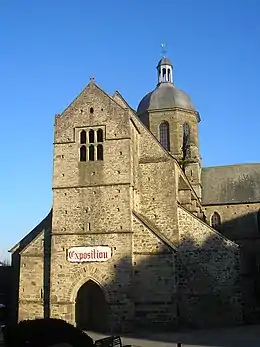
[137,54,202,199]
[157,57,173,84]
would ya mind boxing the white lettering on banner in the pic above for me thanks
[67,246,112,263]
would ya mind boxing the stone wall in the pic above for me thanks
[146,108,202,197]
[203,202,260,322]
[138,160,178,245]
[49,232,133,332]
[18,232,44,321]
[130,115,179,245]
[52,185,131,234]
[177,206,243,328]
[50,82,134,332]
[13,78,252,332]
[148,109,199,159]
[203,202,260,241]
[132,215,177,330]
[54,82,130,145]
[49,81,182,332]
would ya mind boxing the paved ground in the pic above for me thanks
[87,324,260,347]
[1,324,260,346]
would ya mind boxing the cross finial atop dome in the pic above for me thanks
[161,43,167,57]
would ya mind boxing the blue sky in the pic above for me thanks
[0,0,260,258]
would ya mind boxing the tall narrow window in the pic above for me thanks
[97,129,103,142]
[89,145,95,161]
[97,144,103,161]
[80,146,87,162]
[211,212,221,231]
[162,68,167,82]
[89,129,94,143]
[182,122,190,160]
[80,130,86,144]
[167,69,171,82]
[159,121,170,151]
[257,210,260,233]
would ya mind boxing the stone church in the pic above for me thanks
[10,55,260,332]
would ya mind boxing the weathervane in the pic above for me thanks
[161,43,167,56]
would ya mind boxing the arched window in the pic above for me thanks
[89,145,95,161]
[211,212,221,231]
[90,107,94,114]
[89,130,94,143]
[167,69,171,82]
[97,144,103,161]
[159,121,170,151]
[80,130,86,144]
[97,129,103,143]
[80,146,86,162]
[182,122,190,160]
[162,68,167,82]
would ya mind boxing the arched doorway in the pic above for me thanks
[75,280,108,332]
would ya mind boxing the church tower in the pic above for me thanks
[137,55,202,199]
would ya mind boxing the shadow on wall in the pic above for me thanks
[218,209,260,242]
[70,210,260,334]
[65,230,243,335]
[217,211,260,323]
[12,211,260,343]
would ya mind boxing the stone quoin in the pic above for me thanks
[9,54,260,332]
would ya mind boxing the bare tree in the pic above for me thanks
[0,254,11,266]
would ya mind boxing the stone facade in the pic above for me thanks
[177,207,242,327]
[10,56,260,331]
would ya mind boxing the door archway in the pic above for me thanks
[75,279,108,332]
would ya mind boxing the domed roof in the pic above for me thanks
[137,83,195,114]
[157,57,173,67]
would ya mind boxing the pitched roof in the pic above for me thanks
[202,163,260,205]
[10,209,52,254]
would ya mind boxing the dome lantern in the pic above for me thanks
[137,54,195,114]
[157,57,173,85]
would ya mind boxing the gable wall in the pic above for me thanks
[130,116,179,245]
[177,206,243,327]
[18,232,45,321]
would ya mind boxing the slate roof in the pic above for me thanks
[9,210,52,254]
[202,163,260,205]
[157,57,173,67]
[137,83,195,114]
